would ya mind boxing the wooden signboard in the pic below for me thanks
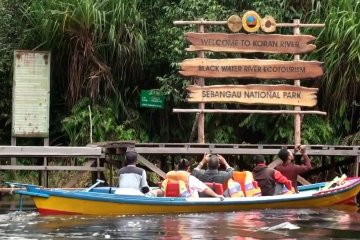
[12,50,50,137]
[185,33,316,54]
[187,84,318,106]
[180,58,323,80]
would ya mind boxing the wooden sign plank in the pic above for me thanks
[180,58,324,79]
[186,84,318,106]
[185,32,316,54]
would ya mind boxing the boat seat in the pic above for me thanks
[198,182,223,197]
[202,182,224,196]
[233,171,262,197]
[162,179,190,197]
[164,180,180,197]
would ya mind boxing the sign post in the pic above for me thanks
[12,50,51,187]
[293,19,301,145]
[174,12,326,145]
[196,24,205,144]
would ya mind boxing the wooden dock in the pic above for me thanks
[0,143,359,189]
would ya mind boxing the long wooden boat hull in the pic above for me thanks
[12,178,360,215]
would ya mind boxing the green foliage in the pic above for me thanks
[62,98,136,146]
[0,0,32,143]
[340,119,360,145]
[139,0,234,142]
[0,0,357,146]
[301,115,335,144]
[239,114,293,143]
[239,114,334,145]
[211,126,235,143]
[228,0,302,22]
[307,0,360,136]
[1,170,39,186]
[23,0,146,107]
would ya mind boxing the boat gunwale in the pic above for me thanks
[14,178,360,206]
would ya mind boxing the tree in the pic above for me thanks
[303,0,360,144]
[0,0,32,144]
[23,0,146,107]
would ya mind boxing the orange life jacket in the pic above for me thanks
[233,171,262,197]
[161,171,191,197]
[226,178,245,197]
[166,170,190,183]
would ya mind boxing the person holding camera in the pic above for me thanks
[192,153,234,185]
[275,145,312,193]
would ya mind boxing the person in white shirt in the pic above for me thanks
[118,150,150,194]
[168,158,224,199]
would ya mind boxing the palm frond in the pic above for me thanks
[23,0,146,107]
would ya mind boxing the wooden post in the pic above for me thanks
[293,19,301,145]
[356,155,359,204]
[109,164,113,187]
[97,157,101,180]
[196,24,205,143]
[330,156,336,179]
[355,155,359,177]
[10,137,16,181]
[43,138,49,187]
[11,137,16,165]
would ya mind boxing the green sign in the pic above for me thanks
[140,90,164,109]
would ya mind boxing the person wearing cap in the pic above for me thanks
[118,150,150,194]
[275,145,312,193]
[192,154,233,185]
[252,155,293,196]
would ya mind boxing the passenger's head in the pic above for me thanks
[278,148,294,162]
[178,158,191,171]
[125,150,137,165]
[208,155,220,170]
[253,155,265,165]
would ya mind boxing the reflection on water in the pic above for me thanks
[0,195,359,239]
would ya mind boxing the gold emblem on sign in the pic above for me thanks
[227,15,242,33]
[261,16,276,33]
[242,11,261,33]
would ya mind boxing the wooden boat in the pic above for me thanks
[7,177,360,215]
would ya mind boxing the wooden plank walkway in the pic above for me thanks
[132,143,360,156]
[0,143,358,187]
[0,146,105,187]
[0,146,103,157]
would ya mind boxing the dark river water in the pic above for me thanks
[0,195,359,239]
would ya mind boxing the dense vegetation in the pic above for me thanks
[0,0,359,147]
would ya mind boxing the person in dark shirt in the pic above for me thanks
[275,145,312,193]
[192,154,233,185]
[252,155,293,196]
